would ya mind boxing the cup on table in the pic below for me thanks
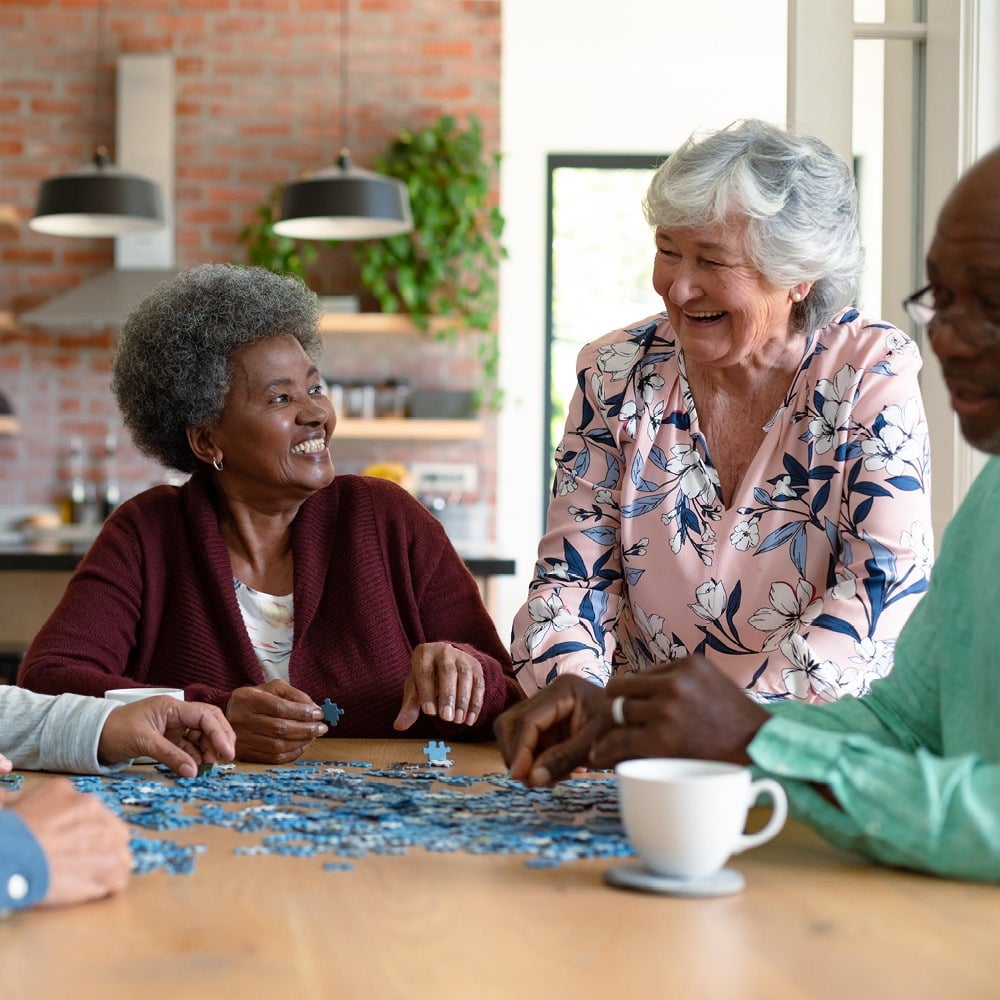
[616,758,787,880]
[104,687,185,764]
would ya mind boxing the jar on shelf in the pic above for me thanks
[375,379,410,419]
[344,382,376,420]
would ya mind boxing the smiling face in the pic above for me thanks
[925,150,1000,454]
[652,221,806,370]
[204,334,336,506]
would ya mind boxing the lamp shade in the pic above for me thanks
[273,153,412,241]
[29,158,164,238]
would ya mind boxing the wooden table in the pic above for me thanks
[1,739,996,1000]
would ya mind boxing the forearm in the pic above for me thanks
[510,494,624,695]
[750,716,1000,881]
[0,689,118,774]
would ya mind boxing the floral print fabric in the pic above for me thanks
[512,310,933,703]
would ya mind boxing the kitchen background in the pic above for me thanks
[0,0,501,539]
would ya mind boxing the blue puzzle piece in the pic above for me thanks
[322,699,345,727]
[422,740,453,767]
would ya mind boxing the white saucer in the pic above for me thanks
[603,863,745,897]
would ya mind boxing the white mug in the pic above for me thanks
[104,687,185,704]
[104,687,185,763]
[616,758,787,880]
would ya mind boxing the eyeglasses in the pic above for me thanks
[903,284,1000,347]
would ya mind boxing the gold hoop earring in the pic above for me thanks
[212,457,223,472]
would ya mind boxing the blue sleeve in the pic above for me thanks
[0,809,49,914]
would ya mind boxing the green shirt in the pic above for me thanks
[748,456,1000,881]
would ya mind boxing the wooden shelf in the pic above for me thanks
[318,313,466,336]
[334,418,482,441]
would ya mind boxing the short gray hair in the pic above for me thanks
[643,119,865,333]
[112,263,323,473]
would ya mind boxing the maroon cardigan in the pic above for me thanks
[18,471,522,740]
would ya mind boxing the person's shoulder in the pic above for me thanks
[818,308,912,346]
[589,312,672,348]
[966,456,1000,499]
[815,308,922,370]
[577,311,676,370]
[116,481,185,514]
[324,474,426,517]
[323,475,445,554]
[96,481,186,537]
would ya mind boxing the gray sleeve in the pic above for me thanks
[0,688,121,774]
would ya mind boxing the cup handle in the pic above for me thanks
[733,777,788,854]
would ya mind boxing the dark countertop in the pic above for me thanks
[0,541,516,578]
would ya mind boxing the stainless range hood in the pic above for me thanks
[19,268,178,329]
[20,55,175,331]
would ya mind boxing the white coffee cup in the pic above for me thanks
[104,687,185,763]
[104,687,185,704]
[616,758,787,880]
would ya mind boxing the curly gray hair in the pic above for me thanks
[643,119,865,334]
[112,263,323,473]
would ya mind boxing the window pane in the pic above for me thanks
[545,156,662,508]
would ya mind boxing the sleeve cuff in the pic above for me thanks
[0,810,49,913]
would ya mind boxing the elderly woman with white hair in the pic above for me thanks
[512,119,933,704]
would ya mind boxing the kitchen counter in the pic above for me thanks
[0,541,514,578]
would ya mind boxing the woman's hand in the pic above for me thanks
[98,696,237,777]
[0,752,11,774]
[225,679,328,763]
[8,780,132,908]
[493,674,609,786]
[393,642,486,731]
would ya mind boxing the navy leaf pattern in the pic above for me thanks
[512,312,933,703]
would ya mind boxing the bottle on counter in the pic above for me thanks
[100,433,120,520]
[60,435,88,525]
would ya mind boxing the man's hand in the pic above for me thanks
[8,780,132,908]
[98,696,237,777]
[225,679,327,763]
[394,642,486,730]
[493,674,609,786]
[589,655,770,769]
[493,656,771,786]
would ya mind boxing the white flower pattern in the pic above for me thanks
[511,311,933,701]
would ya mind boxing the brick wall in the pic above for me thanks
[0,0,501,516]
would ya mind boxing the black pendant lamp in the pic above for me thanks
[29,1,164,239]
[30,145,163,238]
[272,0,412,241]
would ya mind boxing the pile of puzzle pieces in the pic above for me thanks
[70,756,633,877]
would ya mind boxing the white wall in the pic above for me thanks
[495,0,788,634]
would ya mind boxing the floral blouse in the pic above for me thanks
[512,310,934,703]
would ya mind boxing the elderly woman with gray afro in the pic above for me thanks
[19,264,522,762]
[510,119,933,705]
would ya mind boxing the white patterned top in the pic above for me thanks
[234,579,294,683]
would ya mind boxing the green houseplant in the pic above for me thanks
[351,114,506,406]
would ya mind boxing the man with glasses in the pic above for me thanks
[494,146,1000,881]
